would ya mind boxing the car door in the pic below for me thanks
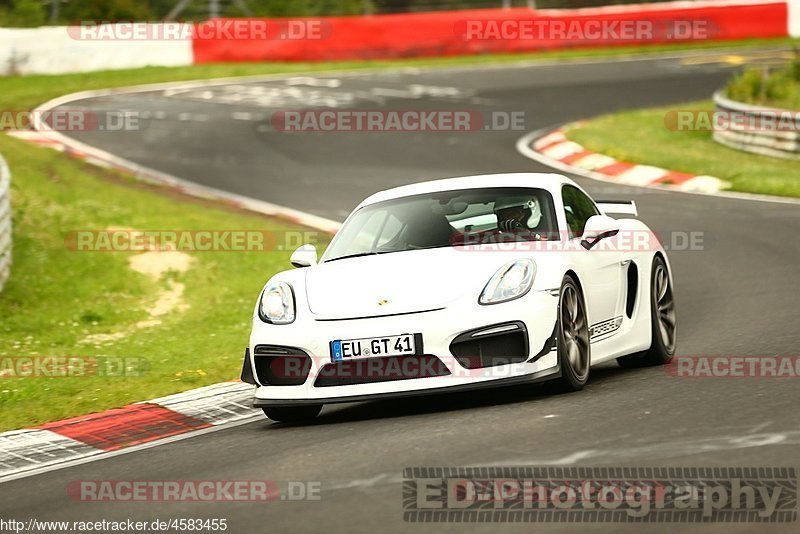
[561,185,624,332]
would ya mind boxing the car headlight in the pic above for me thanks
[259,282,295,324]
[479,259,536,305]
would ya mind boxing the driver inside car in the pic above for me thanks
[493,196,549,240]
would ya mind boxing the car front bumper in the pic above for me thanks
[246,290,560,407]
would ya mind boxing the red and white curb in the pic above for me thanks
[0,382,256,482]
[518,126,731,194]
[2,88,344,483]
[0,80,349,484]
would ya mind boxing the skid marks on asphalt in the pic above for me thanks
[159,75,478,116]
[261,428,798,498]
[477,430,795,468]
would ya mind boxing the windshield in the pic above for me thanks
[324,187,558,262]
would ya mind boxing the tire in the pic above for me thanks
[549,275,591,392]
[617,255,676,368]
[262,405,322,423]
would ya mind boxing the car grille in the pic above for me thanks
[253,345,312,386]
[313,355,450,387]
[449,322,529,369]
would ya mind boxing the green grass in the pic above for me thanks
[567,100,800,198]
[0,37,796,111]
[0,135,331,431]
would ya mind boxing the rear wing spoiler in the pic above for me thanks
[596,200,638,217]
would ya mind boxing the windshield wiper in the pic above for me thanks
[325,251,388,263]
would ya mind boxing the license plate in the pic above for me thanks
[330,334,417,362]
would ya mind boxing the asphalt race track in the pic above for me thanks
[4,50,800,532]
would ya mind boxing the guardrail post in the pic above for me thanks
[0,154,11,293]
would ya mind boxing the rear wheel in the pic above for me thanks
[262,405,322,423]
[550,275,590,392]
[617,255,676,368]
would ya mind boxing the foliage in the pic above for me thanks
[726,52,800,110]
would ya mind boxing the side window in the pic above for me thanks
[562,185,599,238]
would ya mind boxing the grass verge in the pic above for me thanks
[566,100,800,198]
[0,134,331,431]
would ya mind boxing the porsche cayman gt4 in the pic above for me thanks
[241,173,676,422]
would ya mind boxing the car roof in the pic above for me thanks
[357,173,576,208]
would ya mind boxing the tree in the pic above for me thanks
[0,0,47,27]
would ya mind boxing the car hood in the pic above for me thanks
[304,247,515,320]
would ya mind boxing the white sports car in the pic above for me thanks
[241,173,676,422]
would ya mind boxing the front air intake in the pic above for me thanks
[314,355,449,387]
[449,322,529,369]
[253,345,312,386]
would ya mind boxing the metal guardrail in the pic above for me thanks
[712,91,800,160]
[0,154,11,292]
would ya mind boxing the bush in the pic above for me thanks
[0,0,47,27]
[226,0,366,17]
[0,0,370,25]
[725,53,800,110]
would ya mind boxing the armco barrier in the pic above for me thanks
[712,91,800,159]
[192,1,791,63]
[0,154,11,292]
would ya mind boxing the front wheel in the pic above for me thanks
[617,255,676,368]
[262,405,322,423]
[549,275,590,392]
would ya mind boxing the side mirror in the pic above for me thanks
[581,215,620,250]
[290,244,317,268]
